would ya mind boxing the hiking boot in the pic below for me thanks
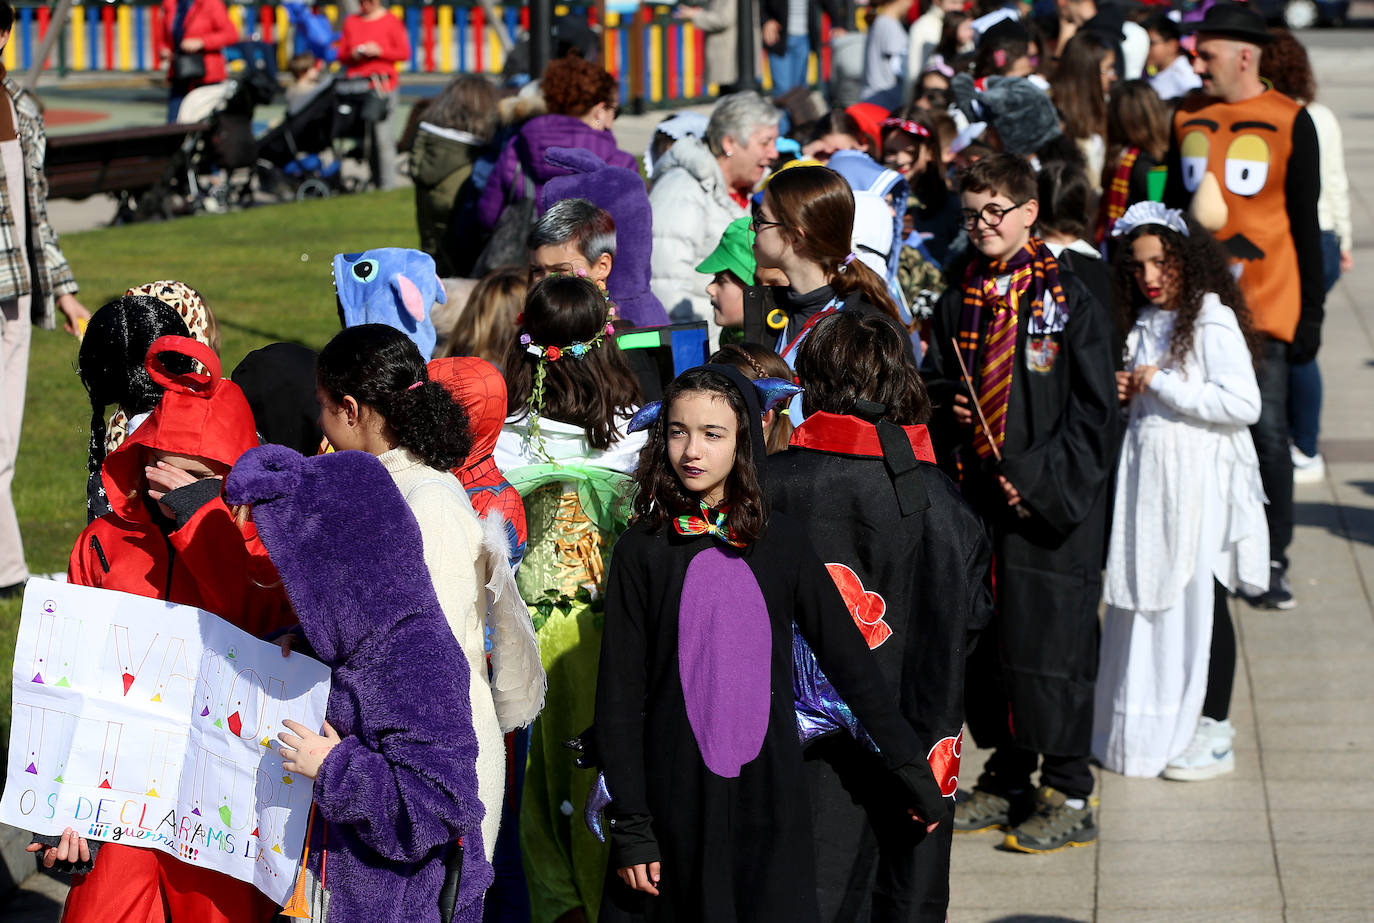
[954,787,1023,833]
[1002,786,1097,854]
[1162,717,1236,782]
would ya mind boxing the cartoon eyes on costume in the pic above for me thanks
[1180,131,1209,193]
[350,260,378,283]
[1224,135,1270,197]
[1178,130,1270,197]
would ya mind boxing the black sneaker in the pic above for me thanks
[1002,786,1097,854]
[953,787,1031,833]
[1247,561,1295,611]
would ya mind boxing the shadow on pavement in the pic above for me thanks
[1295,500,1374,546]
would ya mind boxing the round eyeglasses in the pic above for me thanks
[960,201,1027,231]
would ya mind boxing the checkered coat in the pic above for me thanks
[0,77,78,328]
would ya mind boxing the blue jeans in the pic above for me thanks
[768,34,811,95]
[1287,230,1342,457]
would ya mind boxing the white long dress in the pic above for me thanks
[1093,294,1269,777]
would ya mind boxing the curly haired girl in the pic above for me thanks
[1094,203,1268,782]
[317,324,546,877]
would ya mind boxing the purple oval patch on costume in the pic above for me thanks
[679,546,772,778]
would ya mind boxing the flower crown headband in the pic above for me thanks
[1111,201,1190,239]
[519,269,618,462]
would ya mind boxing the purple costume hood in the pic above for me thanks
[225,445,491,923]
[539,146,670,328]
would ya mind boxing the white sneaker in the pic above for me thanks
[1291,445,1325,485]
[1162,718,1236,781]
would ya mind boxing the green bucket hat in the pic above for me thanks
[696,216,757,286]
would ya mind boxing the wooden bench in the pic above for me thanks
[44,122,206,209]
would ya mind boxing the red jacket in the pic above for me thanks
[161,0,239,87]
[69,336,290,639]
[338,12,411,92]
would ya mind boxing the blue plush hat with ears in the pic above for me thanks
[334,248,446,360]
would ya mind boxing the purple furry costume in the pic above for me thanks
[225,445,492,922]
[539,146,669,328]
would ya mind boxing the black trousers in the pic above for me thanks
[976,746,1094,800]
[1253,337,1294,569]
[806,735,953,923]
[1203,581,1237,721]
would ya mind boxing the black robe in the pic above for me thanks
[919,268,1120,759]
[594,514,951,923]
[766,413,994,923]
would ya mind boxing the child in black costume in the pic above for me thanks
[594,365,950,921]
[919,154,1119,854]
[768,311,993,921]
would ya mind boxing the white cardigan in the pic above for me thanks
[379,447,546,859]
[1307,101,1353,254]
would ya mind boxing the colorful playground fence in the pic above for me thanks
[3,1,832,107]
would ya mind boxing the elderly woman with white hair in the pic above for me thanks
[648,91,780,326]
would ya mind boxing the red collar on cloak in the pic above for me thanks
[789,411,937,463]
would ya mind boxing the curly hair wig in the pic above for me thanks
[1112,219,1259,370]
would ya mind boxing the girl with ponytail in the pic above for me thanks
[77,295,192,520]
[751,165,914,374]
[315,323,545,873]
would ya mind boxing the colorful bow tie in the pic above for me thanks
[673,501,745,548]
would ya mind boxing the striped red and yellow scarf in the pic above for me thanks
[1095,146,1140,243]
[956,239,1067,375]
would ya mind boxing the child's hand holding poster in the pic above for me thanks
[0,579,330,906]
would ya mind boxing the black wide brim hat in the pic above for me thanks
[1184,2,1275,44]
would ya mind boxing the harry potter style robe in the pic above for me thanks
[921,269,1119,766]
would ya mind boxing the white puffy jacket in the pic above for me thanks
[648,136,747,323]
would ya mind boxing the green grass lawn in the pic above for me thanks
[0,188,419,774]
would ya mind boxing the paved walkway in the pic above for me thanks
[949,30,1374,921]
[5,27,1374,922]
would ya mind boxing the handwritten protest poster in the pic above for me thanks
[0,579,330,905]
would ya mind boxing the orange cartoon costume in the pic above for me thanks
[1164,87,1324,354]
[1161,8,1323,598]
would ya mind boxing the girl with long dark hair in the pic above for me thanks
[595,364,950,921]
[1050,30,1117,187]
[495,274,644,922]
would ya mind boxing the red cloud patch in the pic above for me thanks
[825,562,892,649]
[928,731,963,798]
